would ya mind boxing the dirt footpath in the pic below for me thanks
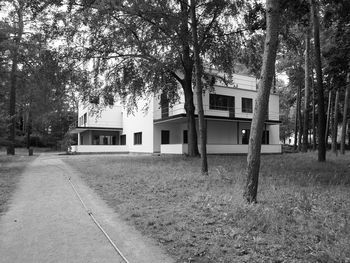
[0,153,174,263]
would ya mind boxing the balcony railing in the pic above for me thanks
[154,103,280,121]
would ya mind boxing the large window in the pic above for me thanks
[134,132,142,145]
[120,135,126,145]
[209,94,235,112]
[242,129,250,144]
[183,130,188,144]
[161,130,170,144]
[242,98,253,113]
[262,130,269,145]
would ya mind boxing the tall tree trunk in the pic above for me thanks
[180,1,199,157]
[295,84,302,151]
[310,0,326,161]
[302,31,310,152]
[26,110,31,149]
[244,0,280,203]
[325,89,332,146]
[190,0,208,174]
[340,73,349,154]
[298,97,303,152]
[331,89,339,154]
[294,109,298,151]
[7,5,24,155]
[312,75,317,150]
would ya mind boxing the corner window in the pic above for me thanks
[209,94,235,111]
[242,98,253,113]
[134,132,142,145]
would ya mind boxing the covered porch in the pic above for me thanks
[154,115,281,154]
[69,126,127,153]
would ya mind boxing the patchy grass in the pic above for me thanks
[63,152,350,263]
[0,149,34,215]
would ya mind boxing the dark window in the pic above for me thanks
[242,129,250,144]
[183,130,188,144]
[161,130,170,144]
[262,130,269,144]
[112,136,117,145]
[120,135,126,145]
[83,113,87,125]
[104,94,114,106]
[160,93,169,118]
[93,135,99,145]
[242,98,253,113]
[134,132,142,145]
[89,96,100,104]
[209,94,235,113]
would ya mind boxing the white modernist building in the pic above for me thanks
[70,73,282,154]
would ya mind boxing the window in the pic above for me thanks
[209,94,235,112]
[242,98,253,113]
[93,135,100,145]
[83,113,87,126]
[161,130,170,144]
[183,130,188,144]
[89,96,100,104]
[160,93,169,118]
[242,129,250,144]
[104,94,114,106]
[134,132,142,145]
[262,130,269,145]
[120,135,126,145]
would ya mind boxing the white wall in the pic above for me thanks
[153,121,187,152]
[269,124,280,144]
[71,145,128,153]
[78,103,123,128]
[152,73,279,122]
[122,97,155,153]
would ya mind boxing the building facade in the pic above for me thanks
[70,73,281,154]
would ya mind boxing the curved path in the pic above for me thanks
[0,153,174,263]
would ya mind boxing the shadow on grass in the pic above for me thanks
[63,151,350,262]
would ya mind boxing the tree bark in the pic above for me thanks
[302,31,310,152]
[331,89,339,154]
[295,84,302,151]
[340,73,349,154]
[190,0,208,174]
[180,1,199,157]
[312,75,317,150]
[298,91,303,152]
[325,89,332,146]
[244,0,280,203]
[310,0,326,161]
[7,4,24,155]
[294,111,298,150]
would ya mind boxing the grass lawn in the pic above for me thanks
[0,148,35,215]
[63,152,350,263]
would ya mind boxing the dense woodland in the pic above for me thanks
[0,0,349,202]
